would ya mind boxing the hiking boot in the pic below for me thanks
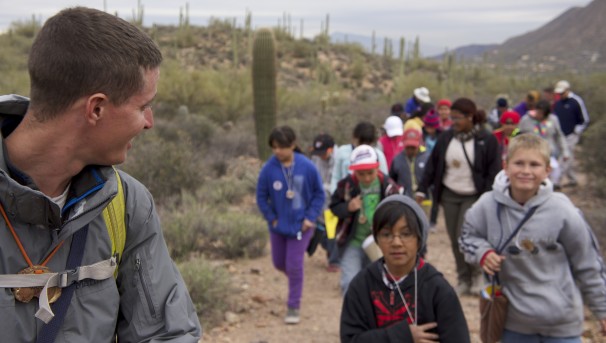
[284,307,300,324]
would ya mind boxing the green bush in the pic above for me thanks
[200,176,255,205]
[208,210,268,259]
[160,191,210,261]
[120,130,204,200]
[580,119,606,198]
[178,256,233,329]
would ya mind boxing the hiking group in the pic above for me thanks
[256,84,606,343]
[0,5,602,343]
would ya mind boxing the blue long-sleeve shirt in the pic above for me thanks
[554,92,590,136]
[256,153,325,237]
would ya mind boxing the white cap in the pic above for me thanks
[383,116,404,137]
[349,145,379,171]
[413,87,431,103]
[554,80,570,94]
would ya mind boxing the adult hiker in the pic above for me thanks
[513,90,540,117]
[416,97,501,296]
[404,87,431,118]
[0,7,201,342]
[256,126,325,324]
[460,134,606,342]
[309,133,340,272]
[340,195,470,343]
[553,80,590,188]
[330,145,402,294]
[378,116,405,169]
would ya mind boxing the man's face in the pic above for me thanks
[93,68,158,165]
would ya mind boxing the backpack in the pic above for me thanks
[102,167,126,278]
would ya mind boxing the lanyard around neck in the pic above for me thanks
[0,202,64,270]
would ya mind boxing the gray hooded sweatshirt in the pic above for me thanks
[459,170,606,337]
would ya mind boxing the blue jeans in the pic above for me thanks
[502,329,581,343]
[340,244,370,294]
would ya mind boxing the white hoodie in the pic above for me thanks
[459,170,606,337]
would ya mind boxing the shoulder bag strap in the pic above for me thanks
[37,225,89,343]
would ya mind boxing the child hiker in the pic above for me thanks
[340,195,470,343]
[459,133,606,342]
[256,126,325,324]
[330,145,402,294]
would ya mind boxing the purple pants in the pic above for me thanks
[270,228,314,309]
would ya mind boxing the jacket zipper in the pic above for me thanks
[135,255,157,318]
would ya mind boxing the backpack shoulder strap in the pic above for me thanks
[102,167,126,278]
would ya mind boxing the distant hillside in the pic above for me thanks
[431,44,498,62]
[488,0,606,69]
[330,32,445,57]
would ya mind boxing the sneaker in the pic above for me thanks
[429,224,437,234]
[284,307,300,324]
[326,264,340,273]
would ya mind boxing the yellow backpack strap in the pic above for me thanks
[102,167,126,278]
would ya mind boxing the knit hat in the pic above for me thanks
[413,87,431,103]
[383,116,404,137]
[311,133,335,155]
[423,109,440,128]
[436,98,451,108]
[349,145,379,171]
[402,128,422,148]
[500,110,520,125]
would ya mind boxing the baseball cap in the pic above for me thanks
[311,133,335,155]
[500,111,520,125]
[402,128,422,148]
[383,116,404,137]
[390,103,405,116]
[437,98,451,108]
[413,87,431,103]
[349,145,379,171]
[554,80,570,94]
[496,97,508,108]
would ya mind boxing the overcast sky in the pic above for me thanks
[0,0,593,54]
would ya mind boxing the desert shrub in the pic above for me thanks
[156,60,252,123]
[580,119,606,198]
[160,191,210,261]
[208,210,268,259]
[155,111,218,148]
[178,256,233,329]
[120,130,204,200]
[199,176,253,205]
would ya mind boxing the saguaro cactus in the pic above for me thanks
[252,28,278,160]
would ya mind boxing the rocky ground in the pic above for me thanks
[201,176,605,343]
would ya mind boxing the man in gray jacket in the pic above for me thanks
[0,7,201,342]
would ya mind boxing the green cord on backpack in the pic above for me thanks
[102,168,126,278]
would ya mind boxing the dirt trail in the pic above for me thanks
[203,184,605,343]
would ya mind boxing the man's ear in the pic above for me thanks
[85,93,108,125]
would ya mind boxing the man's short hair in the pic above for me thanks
[507,133,550,165]
[28,7,163,120]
